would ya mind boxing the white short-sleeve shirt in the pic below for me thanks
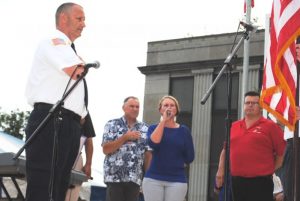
[25,30,86,117]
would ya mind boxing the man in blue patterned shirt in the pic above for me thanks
[102,96,152,201]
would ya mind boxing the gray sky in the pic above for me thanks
[0,0,273,186]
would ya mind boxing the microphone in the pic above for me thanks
[167,110,171,117]
[85,61,100,69]
[240,21,257,32]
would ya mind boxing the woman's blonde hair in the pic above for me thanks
[158,95,180,116]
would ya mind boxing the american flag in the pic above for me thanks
[52,38,66,46]
[260,0,300,131]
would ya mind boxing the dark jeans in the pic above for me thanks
[106,182,140,201]
[231,175,273,201]
[25,105,81,201]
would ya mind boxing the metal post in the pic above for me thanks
[241,0,252,117]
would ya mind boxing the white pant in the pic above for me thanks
[142,178,187,201]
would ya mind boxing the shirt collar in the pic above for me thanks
[242,116,265,129]
[121,116,139,129]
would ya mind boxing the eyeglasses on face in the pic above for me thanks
[244,101,259,106]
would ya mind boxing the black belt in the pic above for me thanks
[34,102,81,122]
[232,174,273,180]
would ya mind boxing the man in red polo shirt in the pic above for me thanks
[216,91,286,201]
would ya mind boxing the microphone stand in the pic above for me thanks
[13,67,90,201]
[201,28,252,201]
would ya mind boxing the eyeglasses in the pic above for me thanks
[244,101,259,106]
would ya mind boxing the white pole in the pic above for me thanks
[262,14,270,119]
[241,0,252,118]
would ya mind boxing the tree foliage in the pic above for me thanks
[0,108,30,139]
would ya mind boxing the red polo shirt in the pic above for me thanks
[230,117,286,177]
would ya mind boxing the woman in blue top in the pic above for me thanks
[142,95,195,201]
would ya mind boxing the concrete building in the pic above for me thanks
[138,29,265,201]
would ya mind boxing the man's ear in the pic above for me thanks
[60,13,68,24]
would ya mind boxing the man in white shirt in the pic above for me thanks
[25,3,88,201]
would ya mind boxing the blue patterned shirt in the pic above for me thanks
[102,116,150,185]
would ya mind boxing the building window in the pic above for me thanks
[208,72,239,201]
[170,76,194,129]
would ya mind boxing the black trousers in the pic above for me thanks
[231,175,274,201]
[281,138,300,201]
[25,104,81,201]
[106,182,140,201]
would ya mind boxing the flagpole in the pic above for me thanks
[241,0,252,118]
[293,65,300,201]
